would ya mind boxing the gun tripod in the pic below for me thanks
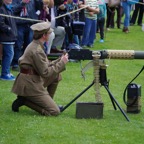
[61,59,130,122]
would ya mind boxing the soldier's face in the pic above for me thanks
[44,32,51,41]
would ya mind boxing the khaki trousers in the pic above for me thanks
[25,92,60,116]
[24,74,61,116]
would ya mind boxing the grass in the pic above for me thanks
[0,25,144,144]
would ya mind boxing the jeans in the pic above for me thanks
[122,2,132,27]
[81,17,97,46]
[73,35,79,45]
[1,44,14,76]
[12,25,33,67]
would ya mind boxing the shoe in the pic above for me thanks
[106,28,110,31]
[122,27,129,33]
[130,23,134,26]
[138,23,142,26]
[124,29,129,33]
[50,47,64,53]
[58,105,64,112]
[81,45,87,48]
[0,74,15,81]
[97,30,100,33]
[100,39,104,43]
[10,73,15,79]
[87,44,94,48]
[12,96,25,112]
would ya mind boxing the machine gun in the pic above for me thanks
[48,49,144,121]
[48,49,144,60]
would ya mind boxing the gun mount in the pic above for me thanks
[48,49,144,121]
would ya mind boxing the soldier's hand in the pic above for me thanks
[61,53,69,64]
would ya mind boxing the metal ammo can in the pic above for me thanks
[126,83,141,113]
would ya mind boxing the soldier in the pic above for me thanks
[11,21,69,116]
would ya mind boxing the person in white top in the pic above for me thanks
[46,0,66,54]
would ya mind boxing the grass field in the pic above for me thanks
[0,25,144,144]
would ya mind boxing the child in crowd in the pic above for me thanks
[97,0,106,43]
[38,0,51,21]
[58,0,79,47]
[0,0,17,80]
[81,0,99,48]
[36,0,51,54]
[78,0,86,22]
[37,0,65,54]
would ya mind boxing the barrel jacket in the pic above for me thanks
[0,4,17,42]
[12,40,66,96]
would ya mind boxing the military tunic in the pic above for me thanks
[12,40,66,115]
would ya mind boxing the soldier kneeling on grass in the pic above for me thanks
[11,21,69,116]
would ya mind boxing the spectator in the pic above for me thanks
[0,0,17,80]
[0,0,3,7]
[48,0,66,53]
[97,0,107,43]
[38,0,51,22]
[115,4,123,29]
[106,4,116,30]
[11,21,69,115]
[121,0,132,33]
[11,0,40,71]
[58,0,80,48]
[37,0,52,54]
[130,0,144,26]
[78,0,85,22]
[81,0,99,48]
[36,0,65,54]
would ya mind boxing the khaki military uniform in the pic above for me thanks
[12,40,66,116]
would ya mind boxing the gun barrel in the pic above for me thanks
[99,50,144,59]
[134,51,144,59]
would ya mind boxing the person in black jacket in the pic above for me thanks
[0,0,17,80]
[130,0,144,26]
[11,0,40,71]
[0,0,3,7]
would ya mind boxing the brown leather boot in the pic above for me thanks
[12,96,25,112]
[122,27,129,33]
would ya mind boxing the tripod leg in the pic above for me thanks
[103,84,117,110]
[104,85,130,122]
[61,81,95,112]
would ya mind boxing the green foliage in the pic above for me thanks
[0,26,144,144]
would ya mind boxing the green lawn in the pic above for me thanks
[0,25,144,144]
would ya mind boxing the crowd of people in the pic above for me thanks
[0,0,143,116]
[0,0,144,81]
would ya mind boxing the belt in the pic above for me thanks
[20,68,38,75]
